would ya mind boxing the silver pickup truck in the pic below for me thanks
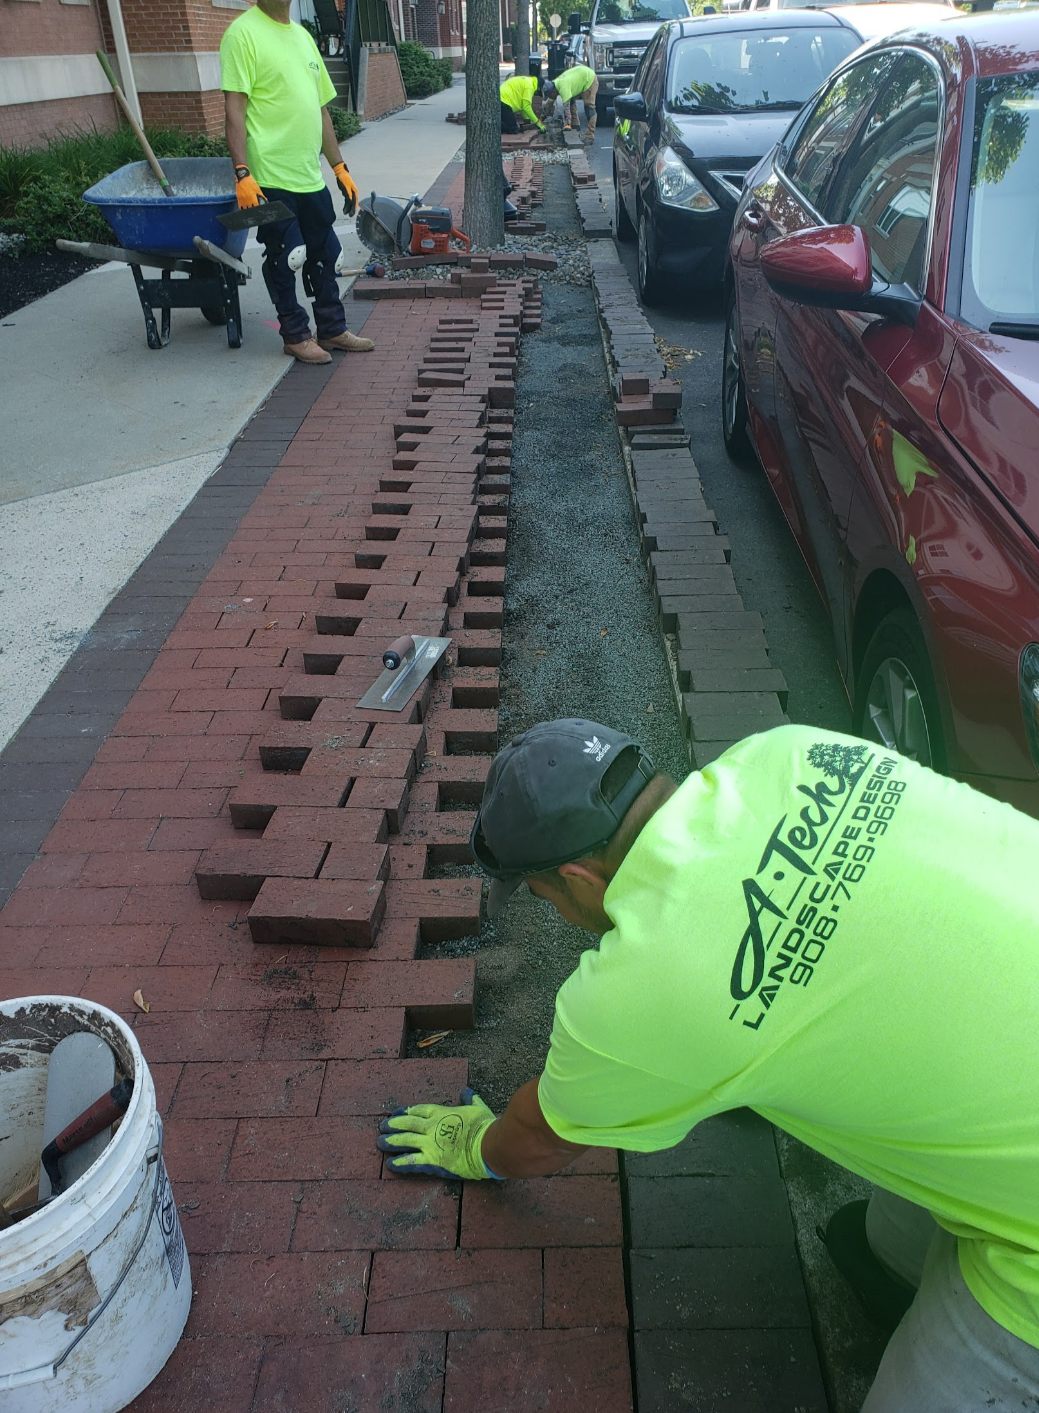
[570,0,693,120]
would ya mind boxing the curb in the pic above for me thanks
[568,168,790,767]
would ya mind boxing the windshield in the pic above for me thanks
[596,0,689,22]
[666,27,859,113]
[961,71,1039,331]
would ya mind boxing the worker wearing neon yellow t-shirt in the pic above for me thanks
[220,0,373,365]
[543,64,599,142]
[379,719,1039,1412]
[499,74,546,135]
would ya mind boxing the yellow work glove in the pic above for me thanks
[377,1088,502,1180]
[234,167,264,209]
[332,162,358,218]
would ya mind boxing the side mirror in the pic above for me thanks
[614,91,649,122]
[761,224,920,326]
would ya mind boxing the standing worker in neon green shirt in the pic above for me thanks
[220,0,373,365]
[379,719,1039,1411]
[499,74,546,134]
[543,65,599,142]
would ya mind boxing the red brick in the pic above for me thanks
[188,1252,367,1337]
[292,1179,459,1251]
[78,850,200,889]
[318,1057,469,1116]
[148,817,237,851]
[133,1008,268,1064]
[319,842,390,881]
[0,965,90,997]
[36,924,172,970]
[382,879,481,941]
[366,1248,542,1333]
[247,877,386,949]
[172,1060,325,1119]
[544,1248,629,1328]
[81,761,186,791]
[262,806,388,846]
[195,840,328,900]
[40,816,159,855]
[251,1334,446,1413]
[344,777,409,833]
[228,1116,384,1182]
[444,1329,632,1413]
[175,1180,298,1254]
[128,1335,261,1413]
[228,774,352,829]
[207,961,346,1011]
[460,1177,624,1248]
[341,959,475,1030]
[116,883,220,926]
[161,1118,236,1184]
[261,1006,403,1061]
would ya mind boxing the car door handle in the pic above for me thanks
[741,205,766,233]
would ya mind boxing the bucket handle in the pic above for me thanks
[0,1120,167,1391]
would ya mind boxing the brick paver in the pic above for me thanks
[0,277,629,1409]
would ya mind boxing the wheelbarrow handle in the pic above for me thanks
[96,51,176,199]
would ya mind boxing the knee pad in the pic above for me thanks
[287,243,307,272]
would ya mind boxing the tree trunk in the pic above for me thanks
[514,0,530,70]
[463,0,506,248]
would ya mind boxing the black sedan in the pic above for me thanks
[613,11,863,302]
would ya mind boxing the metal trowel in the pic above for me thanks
[217,200,294,232]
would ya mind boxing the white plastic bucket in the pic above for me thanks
[0,997,191,1413]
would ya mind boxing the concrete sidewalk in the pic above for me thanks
[0,80,466,751]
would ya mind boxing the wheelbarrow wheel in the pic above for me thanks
[201,306,225,326]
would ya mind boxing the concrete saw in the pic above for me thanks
[356,192,470,259]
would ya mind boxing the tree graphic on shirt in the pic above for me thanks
[806,742,868,783]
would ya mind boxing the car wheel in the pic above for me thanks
[637,207,665,306]
[853,608,945,771]
[721,292,751,462]
[613,163,635,243]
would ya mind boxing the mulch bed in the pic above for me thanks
[0,249,96,321]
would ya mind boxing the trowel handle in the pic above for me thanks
[42,1078,133,1194]
[383,635,415,670]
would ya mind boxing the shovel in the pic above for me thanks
[217,201,294,232]
[96,51,176,198]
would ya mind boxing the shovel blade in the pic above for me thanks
[217,200,294,232]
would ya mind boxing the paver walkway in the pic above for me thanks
[0,279,630,1411]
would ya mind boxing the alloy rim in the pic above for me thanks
[723,309,740,437]
[864,655,932,766]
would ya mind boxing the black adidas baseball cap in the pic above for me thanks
[470,719,656,916]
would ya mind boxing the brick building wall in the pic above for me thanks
[0,0,118,146]
[361,47,407,119]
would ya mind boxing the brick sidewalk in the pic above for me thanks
[0,281,631,1411]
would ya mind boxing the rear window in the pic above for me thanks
[666,27,860,113]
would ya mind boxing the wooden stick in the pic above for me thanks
[56,238,191,271]
[96,51,176,198]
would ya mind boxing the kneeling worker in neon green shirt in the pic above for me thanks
[499,75,546,135]
[378,719,1039,1411]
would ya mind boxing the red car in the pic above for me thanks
[724,11,1039,816]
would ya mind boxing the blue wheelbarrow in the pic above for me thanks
[58,158,253,349]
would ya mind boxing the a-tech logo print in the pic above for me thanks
[583,736,612,763]
[727,741,911,1033]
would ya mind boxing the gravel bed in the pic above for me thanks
[383,229,590,287]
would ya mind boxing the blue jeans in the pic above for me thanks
[256,185,346,344]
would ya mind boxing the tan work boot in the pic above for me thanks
[318,330,374,352]
[284,338,331,364]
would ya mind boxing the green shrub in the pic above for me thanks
[329,105,362,141]
[0,122,230,253]
[397,41,452,98]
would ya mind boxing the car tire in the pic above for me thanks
[614,163,635,243]
[637,206,666,306]
[853,608,945,771]
[721,291,752,462]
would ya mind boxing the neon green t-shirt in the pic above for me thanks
[553,65,596,103]
[220,6,337,193]
[538,726,1039,1348]
[499,75,544,127]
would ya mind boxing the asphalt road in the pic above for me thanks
[582,129,894,1410]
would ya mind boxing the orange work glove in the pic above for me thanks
[332,162,358,217]
[234,166,264,209]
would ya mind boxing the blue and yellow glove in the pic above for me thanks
[377,1087,503,1180]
